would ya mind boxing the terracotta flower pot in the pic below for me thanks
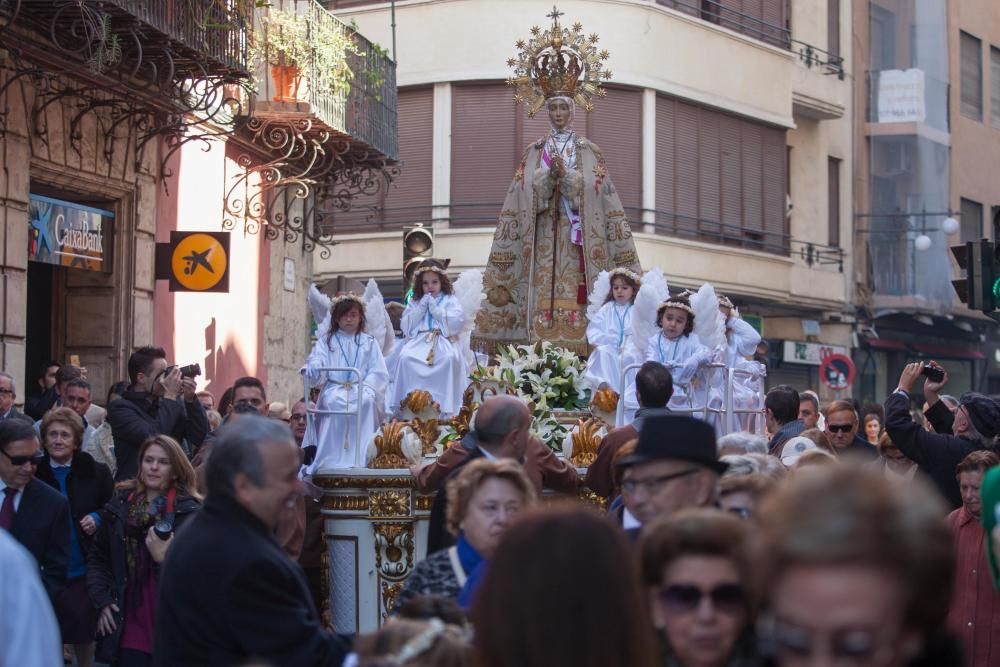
[270,64,302,102]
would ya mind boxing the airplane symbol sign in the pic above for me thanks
[169,232,229,292]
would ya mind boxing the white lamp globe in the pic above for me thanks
[941,217,960,235]
[915,234,932,251]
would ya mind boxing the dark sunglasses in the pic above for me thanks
[826,423,854,433]
[0,449,45,466]
[658,583,746,614]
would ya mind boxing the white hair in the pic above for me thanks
[717,431,768,455]
[0,372,15,395]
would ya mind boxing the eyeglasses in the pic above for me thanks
[289,414,308,422]
[0,389,13,396]
[758,616,895,666]
[658,583,746,615]
[826,423,854,434]
[0,449,45,467]
[621,468,699,495]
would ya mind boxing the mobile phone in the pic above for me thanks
[69,354,80,367]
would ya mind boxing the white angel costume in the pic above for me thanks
[620,269,713,424]
[303,283,394,471]
[722,311,764,433]
[391,292,468,417]
[584,270,637,393]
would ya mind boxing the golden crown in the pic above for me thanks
[506,6,611,117]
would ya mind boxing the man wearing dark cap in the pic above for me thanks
[616,415,726,539]
[885,361,1000,509]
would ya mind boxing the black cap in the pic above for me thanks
[616,415,727,474]
[960,392,1000,439]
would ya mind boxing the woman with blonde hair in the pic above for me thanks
[396,458,536,611]
[87,435,201,666]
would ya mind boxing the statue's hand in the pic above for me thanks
[550,154,565,180]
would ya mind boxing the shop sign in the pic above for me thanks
[155,231,230,292]
[782,340,848,366]
[28,195,111,273]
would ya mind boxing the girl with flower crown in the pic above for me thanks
[585,268,641,393]
[303,294,389,469]
[390,264,468,417]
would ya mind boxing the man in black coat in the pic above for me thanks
[154,416,349,667]
[0,420,70,601]
[426,396,532,555]
[0,372,34,425]
[108,346,208,481]
[884,361,1000,509]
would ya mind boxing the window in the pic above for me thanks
[828,157,841,247]
[991,46,1000,128]
[827,0,840,59]
[655,95,787,254]
[960,198,983,243]
[655,1,790,50]
[961,31,983,121]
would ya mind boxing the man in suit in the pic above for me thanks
[585,361,673,498]
[154,416,349,667]
[0,420,70,601]
[423,395,537,555]
[0,372,34,425]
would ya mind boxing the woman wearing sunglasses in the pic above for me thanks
[640,509,759,667]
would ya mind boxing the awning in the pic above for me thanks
[864,338,907,351]
[911,342,985,360]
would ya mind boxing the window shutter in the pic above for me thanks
[586,87,643,217]
[329,86,433,232]
[697,108,721,239]
[960,31,983,120]
[674,101,699,234]
[655,95,677,234]
[719,114,743,240]
[451,84,518,225]
[760,0,788,48]
[827,157,841,248]
[991,46,1000,128]
[741,121,763,239]
[761,126,786,252]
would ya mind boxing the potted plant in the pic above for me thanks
[251,6,357,103]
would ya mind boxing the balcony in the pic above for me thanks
[249,0,398,162]
[9,0,252,78]
[655,0,791,50]
[866,69,950,141]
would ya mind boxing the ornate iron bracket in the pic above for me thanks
[791,239,845,272]
[222,116,400,257]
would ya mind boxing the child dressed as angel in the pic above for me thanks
[585,268,640,394]
[302,293,390,470]
[390,263,468,417]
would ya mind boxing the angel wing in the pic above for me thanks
[630,267,669,358]
[308,284,332,341]
[453,269,486,366]
[690,282,727,353]
[363,279,395,357]
[586,270,611,321]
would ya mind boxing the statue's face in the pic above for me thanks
[548,99,571,130]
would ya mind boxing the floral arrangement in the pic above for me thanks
[471,341,591,449]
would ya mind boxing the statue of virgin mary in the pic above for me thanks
[473,8,642,356]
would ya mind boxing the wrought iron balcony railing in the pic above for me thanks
[250,0,398,162]
[8,0,253,77]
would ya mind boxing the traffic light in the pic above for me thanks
[951,238,1000,318]
[403,224,434,297]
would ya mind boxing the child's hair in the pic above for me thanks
[605,272,640,304]
[328,297,367,346]
[412,264,454,300]
[656,296,695,337]
[353,618,471,667]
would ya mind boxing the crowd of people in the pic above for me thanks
[3,336,1000,666]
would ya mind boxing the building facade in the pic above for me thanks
[853,0,1000,403]
[318,0,854,397]
[5,1,397,407]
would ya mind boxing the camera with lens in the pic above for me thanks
[163,363,202,379]
[153,518,174,541]
[920,364,944,383]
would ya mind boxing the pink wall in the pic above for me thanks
[153,137,270,403]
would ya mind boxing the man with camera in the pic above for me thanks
[885,361,1000,509]
[107,347,209,481]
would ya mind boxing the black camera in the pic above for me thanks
[164,363,202,379]
[153,519,174,541]
[921,364,945,383]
